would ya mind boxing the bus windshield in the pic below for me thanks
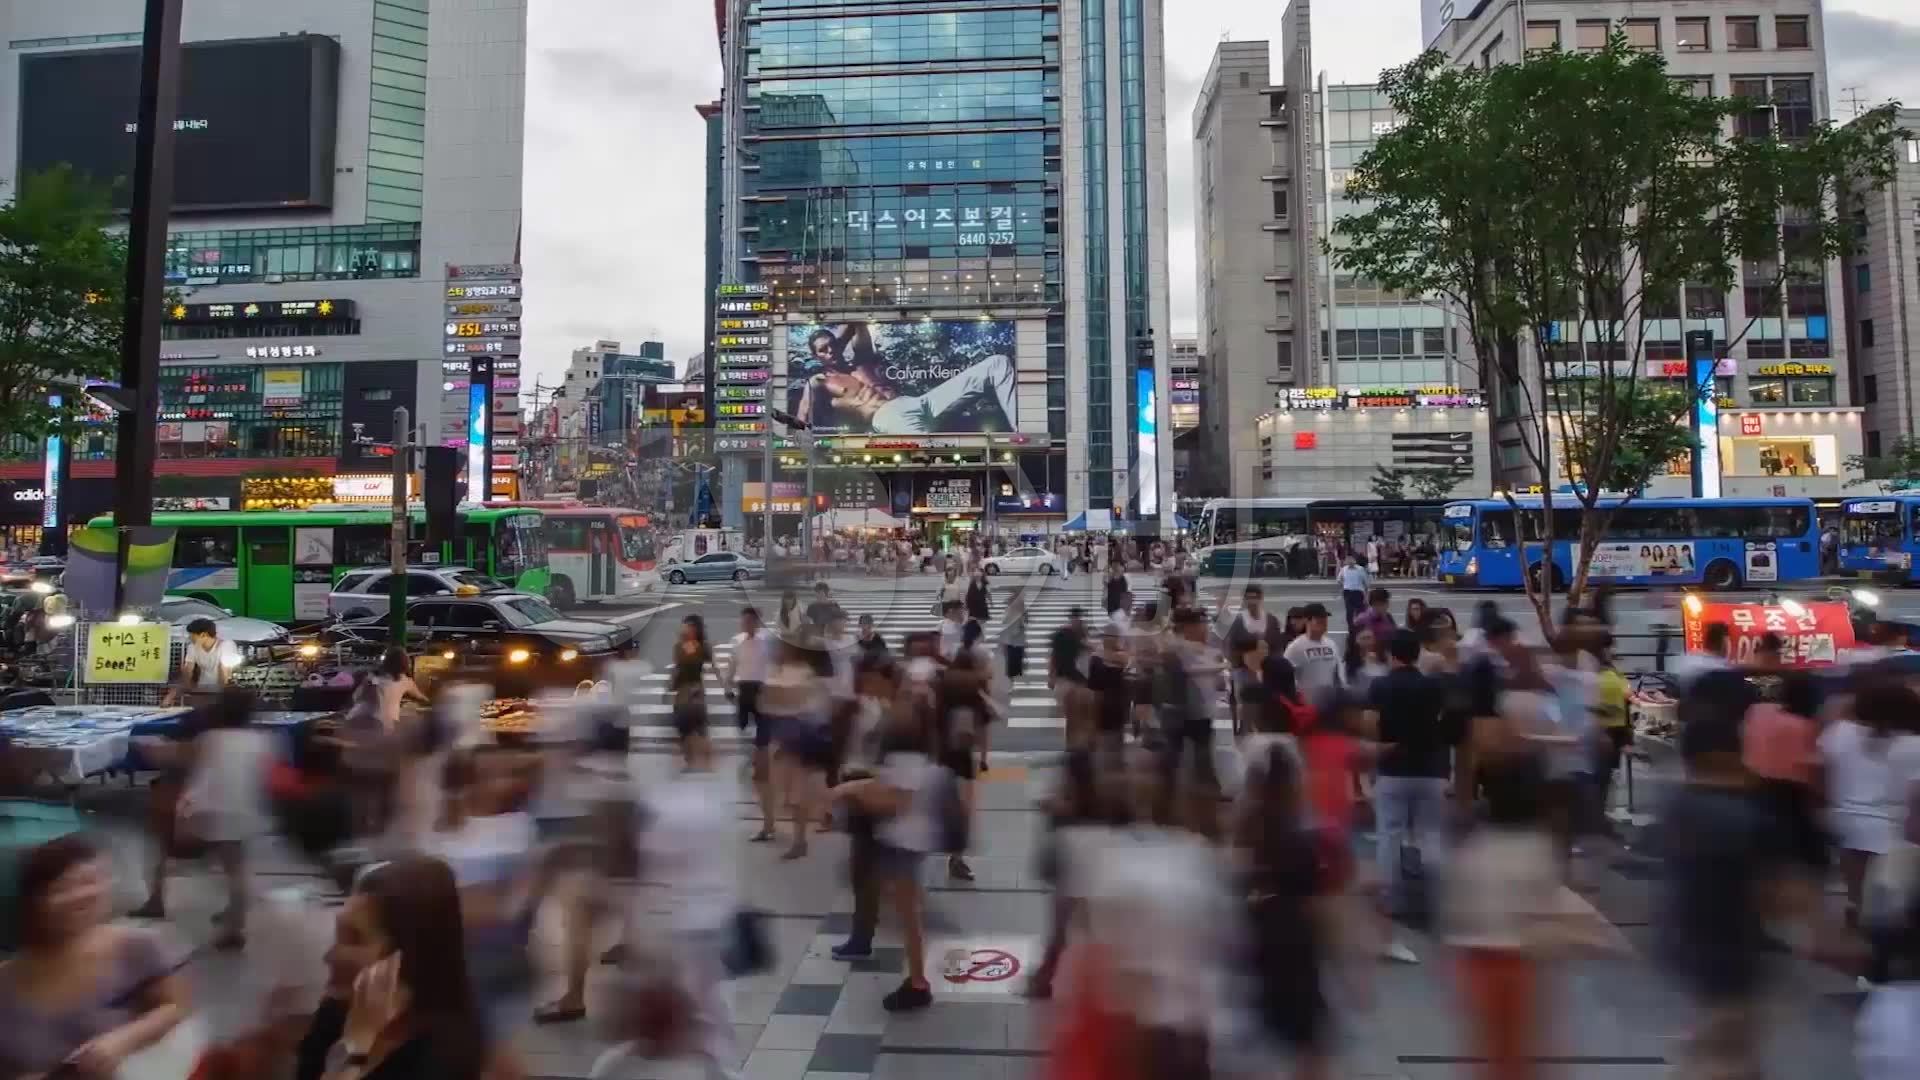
[617,515,655,563]
[495,516,549,578]
[1442,514,1475,552]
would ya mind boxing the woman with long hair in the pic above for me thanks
[764,637,835,860]
[297,855,488,1080]
[1821,679,1920,933]
[776,590,804,638]
[0,836,191,1077]
[1340,626,1388,695]
[669,615,722,770]
[965,569,992,624]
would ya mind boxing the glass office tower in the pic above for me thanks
[715,0,1173,532]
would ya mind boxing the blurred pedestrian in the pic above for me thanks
[1822,679,1919,931]
[0,836,192,1077]
[1341,626,1388,695]
[765,638,835,860]
[1371,628,1460,957]
[178,687,277,951]
[670,615,722,772]
[724,606,778,841]
[965,569,992,624]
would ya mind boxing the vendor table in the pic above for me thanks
[0,706,191,785]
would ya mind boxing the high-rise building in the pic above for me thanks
[1842,114,1920,462]
[1436,1,1862,497]
[711,0,1173,538]
[1191,40,1292,497]
[0,0,526,523]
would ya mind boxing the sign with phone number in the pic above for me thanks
[1682,601,1855,667]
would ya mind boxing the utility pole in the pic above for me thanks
[110,0,184,614]
[389,406,410,644]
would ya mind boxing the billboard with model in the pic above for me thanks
[785,319,1017,435]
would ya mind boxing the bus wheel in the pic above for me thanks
[1254,554,1284,577]
[550,576,577,608]
[1702,560,1740,590]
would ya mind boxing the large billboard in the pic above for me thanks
[785,319,1017,435]
[18,36,341,212]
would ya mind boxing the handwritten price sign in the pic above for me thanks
[86,623,172,684]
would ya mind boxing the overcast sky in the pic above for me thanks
[519,0,1920,395]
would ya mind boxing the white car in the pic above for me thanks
[984,546,1063,576]
[326,566,508,620]
[156,595,290,645]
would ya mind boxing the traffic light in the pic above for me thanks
[423,446,459,551]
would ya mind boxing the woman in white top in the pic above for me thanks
[1821,688,1920,927]
[763,639,834,860]
[178,689,278,950]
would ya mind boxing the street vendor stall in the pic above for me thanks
[0,705,191,785]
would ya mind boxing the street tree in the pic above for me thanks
[1369,463,1463,501]
[1335,37,1903,630]
[0,167,128,442]
[1845,436,1920,490]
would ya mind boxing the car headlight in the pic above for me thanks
[1466,557,1478,574]
[298,642,321,659]
[507,647,531,664]
[560,648,580,662]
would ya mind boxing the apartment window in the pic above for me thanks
[1575,20,1609,51]
[1863,319,1876,348]
[1272,184,1289,220]
[1727,16,1761,51]
[1676,17,1711,51]
[1623,20,1659,51]
[1907,139,1919,164]
[1480,34,1503,69]
[1856,264,1873,294]
[1673,75,1713,99]
[1731,76,1812,140]
[1525,21,1560,52]
[1239,72,1250,88]
[1868,430,1883,459]
[1865,374,1879,404]
[1775,16,1810,49]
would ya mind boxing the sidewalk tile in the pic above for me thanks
[806,1033,883,1074]
[824,973,898,1035]
[775,982,845,1015]
[871,1054,1013,1080]
[791,954,854,986]
[880,1002,1014,1050]
[743,1048,815,1080]
[803,1073,873,1080]
[757,1013,830,1051]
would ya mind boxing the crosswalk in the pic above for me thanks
[623,575,1251,744]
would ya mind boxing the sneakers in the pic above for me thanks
[831,940,873,961]
[882,980,933,1012]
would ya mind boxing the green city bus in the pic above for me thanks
[81,506,551,623]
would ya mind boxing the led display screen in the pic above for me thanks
[18,36,341,212]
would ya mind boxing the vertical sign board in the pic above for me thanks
[713,283,772,452]
[42,392,63,554]
[1136,368,1159,519]
[445,264,522,502]
[1686,330,1720,498]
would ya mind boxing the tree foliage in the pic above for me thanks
[1369,463,1462,501]
[1845,436,1920,490]
[1334,36,1904,629]
[0,167,128,440]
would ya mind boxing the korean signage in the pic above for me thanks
[1683,601,1854,666]
[244,344,320,359]
[915,476,980,513]
[1589,542,1698,580]
[261,368,303,406]
[1277,386,1485,410]
[844,203,1032,246]
[86,623,172,685]
[446,264,522,503]
[714,283,772,451]
[1755,363,1834,377]
[167,298,353,322]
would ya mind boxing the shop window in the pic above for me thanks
[1749,379,1786,405]
[1788,378,1834,405]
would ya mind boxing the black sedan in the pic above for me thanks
[333,592,635,688]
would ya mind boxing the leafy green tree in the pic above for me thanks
[0,167,128,445]
[1845,436,1920,490]
[1334,37,1903,629]
[1371,463,1463,501]
[1368,463,1409,500]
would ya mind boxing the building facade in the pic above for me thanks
[1842,113,1920,465]
[0,0,526,521]
[711,0,1173,539]
[1433,0,1861,496]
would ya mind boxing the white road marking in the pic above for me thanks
[607,602,685,623]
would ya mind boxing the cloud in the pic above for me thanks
[1823,10,1920,111]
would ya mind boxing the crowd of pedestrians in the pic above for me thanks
[5,562,1920,1080]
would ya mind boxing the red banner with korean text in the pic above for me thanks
[1682,601,1855,667]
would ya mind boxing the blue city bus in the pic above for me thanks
[1435,496,1820,590]
[1838,496,1920,581]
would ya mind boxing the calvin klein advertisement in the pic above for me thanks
[786,320,1018,435]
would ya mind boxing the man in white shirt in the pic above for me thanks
[1338,555,1372,627]
[1283,602,1343,702]
[167,618,229,705]
[726,606,779,840]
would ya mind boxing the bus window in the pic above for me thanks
[176,528,239,567]
[545,516,590,552]
[1761,505,1812,538]
[616,515,655,563]
[1442,512,1476,552]
[1481,512,1514,549]
[463,524,491,571]
[246,532,291,565]
[337,526,389,567]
